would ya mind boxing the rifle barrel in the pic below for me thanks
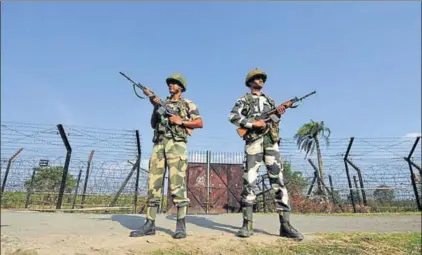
[119,72,147,90]
[119,72,137,84]
[299,91,316,100]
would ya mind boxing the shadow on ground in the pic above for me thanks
[96,214,174,236]
[166,214,278,237]
[96,214,279,237]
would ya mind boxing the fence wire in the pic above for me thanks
[143,136,422,213]
[1,121,421,213]
[1,121,147,212]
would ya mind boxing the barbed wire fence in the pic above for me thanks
[0,121,147,213]
[1,121,421,213]
[143,136,422,213]
[277,136,422,213]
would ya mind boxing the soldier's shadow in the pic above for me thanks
[166,214,278,237]
[99,214,174,236]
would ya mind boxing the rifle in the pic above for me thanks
[236,91,316,138]
[119,71,193,136]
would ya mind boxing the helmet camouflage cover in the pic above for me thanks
[245,68,267,86]
[166,73,187,92]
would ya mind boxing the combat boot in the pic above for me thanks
[129,219,156,237]
[279,212,304,241]
[236,204,253,238]
[173,218,187,239]
[129,205,158,237]
[173,205,187,239]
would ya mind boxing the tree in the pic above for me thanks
[373,185,395,204]
[282,161,307,195]
[293,120,331,199]
[24,166,77,203]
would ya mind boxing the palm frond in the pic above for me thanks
[305,139,315,158]
[294,119,331,155]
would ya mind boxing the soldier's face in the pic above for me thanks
[250,76,264,88]
[168,82,182,94]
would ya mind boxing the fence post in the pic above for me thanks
[81,150,95,208]
[206,150,211,214]
[404,136,421,211]
[1,148,23,195]
[353,175,362,206]
[328,175,336,206]
[133,130,142,213]
[56,124,72,209]
[71,167,83,209]
[345,159,367,206]
[25,167,37,208]
[306,171,317,197]
[109,157,140,207]
[307,159,332,195]
[344,137,356,213]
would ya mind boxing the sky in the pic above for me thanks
[2,1,421,156]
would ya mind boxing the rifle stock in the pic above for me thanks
[235,91,316,139]
[236,128,248,137]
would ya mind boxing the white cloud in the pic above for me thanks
[405,132,422,138]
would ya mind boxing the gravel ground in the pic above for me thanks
[1,211,421,255]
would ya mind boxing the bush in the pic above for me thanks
[24,166,77,204]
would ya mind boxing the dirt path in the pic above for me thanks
[1,211,421,255]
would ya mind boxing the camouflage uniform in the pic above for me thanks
[130,74,201,239]
[228,68,303,241]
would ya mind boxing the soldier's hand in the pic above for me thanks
[151,97,160,104]
[144,89,153,97]
[276,105,286,115]
[169,115,183,125]
[148,95,161,106]
[253,120,266,129]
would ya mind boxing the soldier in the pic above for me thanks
[130,73,203,239]
[228,68,303,241]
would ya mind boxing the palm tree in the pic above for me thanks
[294,120,331,199]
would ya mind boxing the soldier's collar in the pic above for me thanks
[166,96,184,102]
[249,91,266,96]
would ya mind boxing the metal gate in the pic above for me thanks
[166,162,243,214]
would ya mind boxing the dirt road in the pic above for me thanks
[1,211,421,255]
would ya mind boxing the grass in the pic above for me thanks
[250,232,421,255]
[0,191,147,214]
[1,191,420,216]
[147,232,422,255]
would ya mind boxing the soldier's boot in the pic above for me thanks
[279,211,304,241]
[173,218,187,239]
[236,205,253,238]
[172,205,187,239]
[129,205,157,237]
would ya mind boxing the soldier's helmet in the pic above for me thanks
[166,73,187,92]
[245,68,267,86]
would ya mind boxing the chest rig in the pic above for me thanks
[153,98,191,143]
[242,93,280,143]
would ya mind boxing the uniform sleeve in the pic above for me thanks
[187,101,201,120]
[228,97,253,129]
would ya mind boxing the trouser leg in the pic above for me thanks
[237,137,263,237]
[130,143,165,237]
[165,138,189,239]
[263,140,290,212]
[263,138,303,241]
